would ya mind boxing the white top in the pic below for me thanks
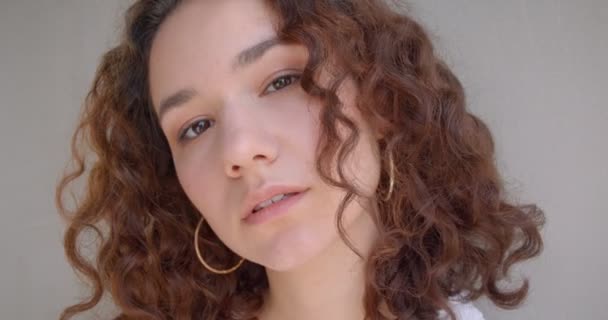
[438,296,485,320]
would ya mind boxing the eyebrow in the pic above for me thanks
[156,36,282,121]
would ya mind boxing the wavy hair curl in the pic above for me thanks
[56,0,546,319]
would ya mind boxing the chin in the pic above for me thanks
[251,225,336,272]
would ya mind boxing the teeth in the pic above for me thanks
[253,193,294,213]
[270,193,286,202]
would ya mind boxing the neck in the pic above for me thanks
[259,207,379,320]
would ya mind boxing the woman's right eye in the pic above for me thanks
[179,119,214,142]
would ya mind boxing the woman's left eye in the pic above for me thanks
[263,74,301,94]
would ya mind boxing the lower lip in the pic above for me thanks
[244,190,307,225]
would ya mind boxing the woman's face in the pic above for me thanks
[149,0,381,271]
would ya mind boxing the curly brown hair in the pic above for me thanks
[55,0,546,319]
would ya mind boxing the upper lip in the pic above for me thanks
[242,184,308,219]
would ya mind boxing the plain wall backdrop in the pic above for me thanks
[1,0,606,319]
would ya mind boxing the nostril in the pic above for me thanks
[225,164,241,177]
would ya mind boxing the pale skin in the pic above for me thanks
[148,1,386,319]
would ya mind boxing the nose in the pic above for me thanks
[221,106,279,179]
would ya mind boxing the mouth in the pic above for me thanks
[243,188,308,225]
[254,192,294,211]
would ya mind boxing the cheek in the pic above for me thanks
[333,80,382,197]
[333,121,381,200]
[279,94,323,166]
[174,155,222,216]
[352,134,382,197]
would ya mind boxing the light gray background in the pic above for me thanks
[1,0,606,319]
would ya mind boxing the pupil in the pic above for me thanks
[276,77,291,89]
[195,121,206,133]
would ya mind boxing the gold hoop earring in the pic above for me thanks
[383,151,395,202]
[194,217,244,274]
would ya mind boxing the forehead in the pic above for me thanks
[148,0,278,105]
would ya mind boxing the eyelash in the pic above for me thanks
[177,73,301,142]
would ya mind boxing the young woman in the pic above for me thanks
[56,0,546,319]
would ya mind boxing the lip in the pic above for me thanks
[243,190,307,225]
[242,184,309,222]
